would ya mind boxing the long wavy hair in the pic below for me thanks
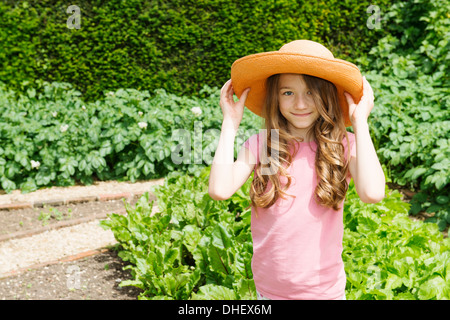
[249,73,350,211]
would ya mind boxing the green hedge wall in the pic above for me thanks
[0,0,394,102]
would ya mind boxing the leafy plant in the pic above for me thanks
[0,81,260,194]
[100,166,255,300]
[343,180,450,299]
[357,0,449,229]
[409,192,450,232]
[102,167,450,300]
[38,206,72,226]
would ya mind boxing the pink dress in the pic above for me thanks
[243,131,356,300]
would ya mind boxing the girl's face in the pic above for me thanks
[278,74,320,141]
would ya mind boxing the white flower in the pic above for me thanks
[31,160,40,169]
[138,121,148,129]
[191,107,202,116]
[138,111,143,117]
[107,91,114,96]
[82,105,86,110]
[52,111,58,117]
[60,124,69,132]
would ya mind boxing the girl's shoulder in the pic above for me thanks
[243,132,262,164]
[243,132,260,147]
[343,131,356,159]
[343,131,355,144]
[344,131,355,143]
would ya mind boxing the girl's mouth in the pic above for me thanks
[292,112,312,117]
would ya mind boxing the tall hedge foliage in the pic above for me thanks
[0,0,394,101]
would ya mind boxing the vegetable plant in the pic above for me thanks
[100,166,255,300]
[101,167,450,300]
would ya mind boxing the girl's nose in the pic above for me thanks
[294,98,308,110]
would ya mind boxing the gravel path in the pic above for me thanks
[0,220,116,275]
[0,178,164,280]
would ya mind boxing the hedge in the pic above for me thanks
[0,0,394,101]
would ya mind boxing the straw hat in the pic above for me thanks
[230,40,363,127]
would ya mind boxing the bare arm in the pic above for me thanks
[345,77,386,203]
[208,80,255,200]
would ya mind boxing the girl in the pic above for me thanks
[208,40,385,300]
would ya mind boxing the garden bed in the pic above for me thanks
[0,178,163,299]
[0,175,447,300]
[0,248,142,300]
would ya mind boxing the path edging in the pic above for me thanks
[0,192,142,211]
[0,208,128,243]
[0,247,113,279]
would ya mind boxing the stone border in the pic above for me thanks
[0,184,163,280]
[0,247,112,279]
[0,191,157,243]
[0,192,139,211]
[0,208,127,243]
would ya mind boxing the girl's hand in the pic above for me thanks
[220,79,250,131]
[344,76,374,128]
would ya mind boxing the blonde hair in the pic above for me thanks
[249,74,350,211]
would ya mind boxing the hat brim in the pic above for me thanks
[231,51,363,127]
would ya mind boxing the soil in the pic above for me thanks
[0,249,143,300]
[0,178,164,300]
[0,198,140,238]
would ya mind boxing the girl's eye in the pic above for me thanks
[306,91,312,95]
[282,91,294,96]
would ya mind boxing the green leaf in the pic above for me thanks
[235,278,256,300]
[1,176,16,192]
[208,244,231,275]
[119,279,144,289]
[142,162,154,175]
[445,212,450,224]
[192,236,210,274]
[385,274,403,291]
[20,179,37,193]
[404,167,427,180]
[182,224,202,253]
[164,248,179,266]
[417,276,448,300]
[409,202,422,215]
[436,218,447,232]
[412,192,428,203]
[211,223,233,249]
[436,195,449,205]
[191,284,237,300]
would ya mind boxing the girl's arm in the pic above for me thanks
[208,80,255,200]
[345,77,386,203]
